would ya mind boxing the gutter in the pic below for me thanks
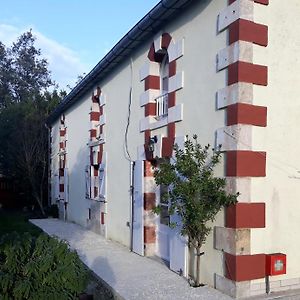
[46,0,195,125]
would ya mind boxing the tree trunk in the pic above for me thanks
[195,247,201,287]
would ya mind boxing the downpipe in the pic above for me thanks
[129,161,135,251]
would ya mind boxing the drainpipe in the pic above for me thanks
[129,161,135,251]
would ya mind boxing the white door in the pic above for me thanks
[156,185,170,261]
[169,213,187,276]
[132,160,144,256]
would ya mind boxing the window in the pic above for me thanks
[155,53,169,119]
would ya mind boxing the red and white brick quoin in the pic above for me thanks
[89,87,107,229]
[215,0,269,298]
[139,32,184,256]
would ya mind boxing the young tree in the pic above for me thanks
[153,135,238,287]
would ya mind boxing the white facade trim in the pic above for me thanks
[140,89,161,107]
[217,82,253,109]
[100,114,106,126]
[217,41,253,71]
[139,61,160,81]
[226,177,251,203]
[169,72,184,93]
[100,94,106,107]
[168,104,183,123]
[216,124,252,151]
[168,39,184,62]
[218,0,254,32]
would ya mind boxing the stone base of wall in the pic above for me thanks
[86,200,105,236]
[250,277,300,297]
[58,200,66,221]
[216,274,300,298]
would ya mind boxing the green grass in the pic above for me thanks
[0,211,42,238]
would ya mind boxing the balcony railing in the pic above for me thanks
[155,93,168,120]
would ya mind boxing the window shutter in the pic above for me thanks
[64,168,69,203]
[85,165,91,199]
[99,152,107,199]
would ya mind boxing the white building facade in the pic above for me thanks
[48,0,300,298]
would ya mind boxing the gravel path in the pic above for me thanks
[30,218,233,300]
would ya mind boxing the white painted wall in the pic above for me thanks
[50,0,228,287]
[251,0,300,283]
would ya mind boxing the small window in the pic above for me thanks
[155,53,169,120]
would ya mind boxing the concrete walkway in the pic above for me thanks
[30,218,233,300]
[30,219,300,300]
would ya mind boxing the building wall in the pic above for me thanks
[50,0,229,288]
[250,0,300,292]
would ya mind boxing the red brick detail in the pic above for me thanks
[162,33,172,49]
[90,129,97,138]
[255,0,269,4]
[99,106,103,115]
[145,103,156,117]
[226,151,266,177]
[168,92,176,108]
[148,43,156,62]
[101,212,105,225]
[168,123,176,139]
[226,203,265,228]
[144,130,151,145]
[144,161,154,177]
[227,103,267,127]
[228,62,268,86]
[90,111,100,121]
[229,0,269,3]
[60,130,65,136]
[90,148,93,165]
[94,167,99,176]
[144,75,160,90]
[162,137,174,158]
[144,193,156,210]
[225,253,266,281]
[59,142,64,149]
[229,19,268,47]
[144,226,156,243]
[169,61,176,77]
[59,184,64,193]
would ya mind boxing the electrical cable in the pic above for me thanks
[124,58,134,162]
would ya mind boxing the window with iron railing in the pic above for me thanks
[155,93,168,120]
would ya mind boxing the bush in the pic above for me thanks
[0,232,89,299]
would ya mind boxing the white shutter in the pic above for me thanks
[99,152,107,199]
[85,165,91,199]
[64,168,69,203]
[54,173,60,201]
[169,213,187,277]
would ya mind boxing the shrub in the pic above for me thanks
[0,232,89,299]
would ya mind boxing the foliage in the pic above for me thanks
[0,30,66,214]
[0,232,89,299]
[0,211,42,238]
[153,135,238,286]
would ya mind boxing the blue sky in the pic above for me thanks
[0,0,160,89]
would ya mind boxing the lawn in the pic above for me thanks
[0,210,42,237]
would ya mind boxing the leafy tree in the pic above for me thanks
[0,232,89,299]
[0,30,53,108]
[0,30,65,214]
[153,135,238,287]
